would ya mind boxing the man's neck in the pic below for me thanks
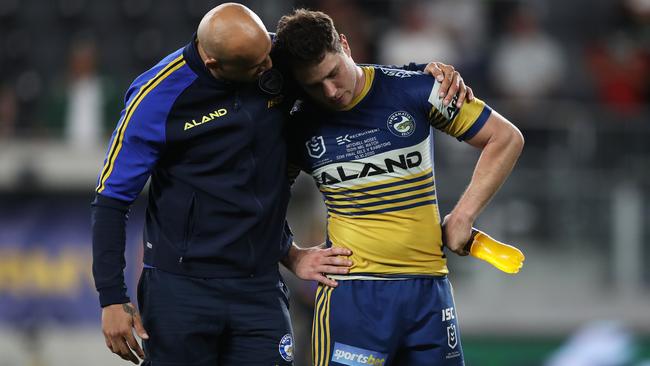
[351,65,366,100]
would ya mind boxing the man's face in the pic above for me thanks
[216,37,273,83]
[293,40,358,110]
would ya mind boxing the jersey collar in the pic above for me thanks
[183,34,234,88]
[341,66,375,111]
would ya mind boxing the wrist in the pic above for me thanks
[282,243,302,272]
[448,208,476,226]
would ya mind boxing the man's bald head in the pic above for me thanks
[197,3,272,82]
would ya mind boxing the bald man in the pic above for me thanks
[92,3,471,365]
[196,3,272,82]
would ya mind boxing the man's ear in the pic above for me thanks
[205,57,219,71]
[340,34,351,57]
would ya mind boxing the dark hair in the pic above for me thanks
[275,9,342,68]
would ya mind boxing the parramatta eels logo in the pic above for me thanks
[306,136,326,159]
[387,111,416,137]
[278,334,294,362]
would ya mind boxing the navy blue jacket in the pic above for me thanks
[92,37,292,307]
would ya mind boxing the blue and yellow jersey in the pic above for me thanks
[287,66,491,277]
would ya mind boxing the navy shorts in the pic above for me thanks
[137,267,294,365]
[312,276,464,366]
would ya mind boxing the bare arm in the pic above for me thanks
[443,110,524,255]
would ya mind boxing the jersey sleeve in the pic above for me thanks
[410,74,492,141]
[94,85,169,203]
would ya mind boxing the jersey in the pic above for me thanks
[287,66,492,277]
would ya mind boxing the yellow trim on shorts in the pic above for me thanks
[313,285,334,366]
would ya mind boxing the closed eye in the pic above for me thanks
[305,66,340,88]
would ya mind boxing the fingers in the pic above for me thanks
[125,330,145,360]
[109,335,140,364]
[441,214,451,227]
[466,86,475,102]
[443,71,461,106]
[424,62,443,80]
[133,314,150,340]
[445,233,470,255]
[450,245,470,257]
[104,336,113,352]
[314,273,339,287]
[455,76,467,108]
[441,214,470,256]
[292,246,353,281]
[102,303,147,364]
[437,65,455,103]
[318,264,350,275]
[324,256,353,267]
[443,235,469,256]
[326,247,352,257]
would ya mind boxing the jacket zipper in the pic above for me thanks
[180,192,197,263]
[242,105,263,272]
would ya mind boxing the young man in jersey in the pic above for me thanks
[275,9,524,365]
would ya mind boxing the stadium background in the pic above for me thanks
[0,0,648,364]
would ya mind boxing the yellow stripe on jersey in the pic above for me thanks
[325,183,434,208]
[316,145,447,274]
[327,194,435,215]
[96,55,186,193]
[341,66,375,111]
[328,202,448,276]
[324,170,434,206]
[320,168,433,195]
[321,166,435,215]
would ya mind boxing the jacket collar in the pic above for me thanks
[183,33,233,88]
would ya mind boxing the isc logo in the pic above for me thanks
[442,307,455,322]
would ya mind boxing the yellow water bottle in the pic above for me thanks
[466,229,525,274]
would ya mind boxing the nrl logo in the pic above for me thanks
[306,136,326,159]
[447,324,458,349]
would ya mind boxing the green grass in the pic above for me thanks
[462,336,650,365]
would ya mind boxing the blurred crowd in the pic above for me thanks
[0,0,648,144]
